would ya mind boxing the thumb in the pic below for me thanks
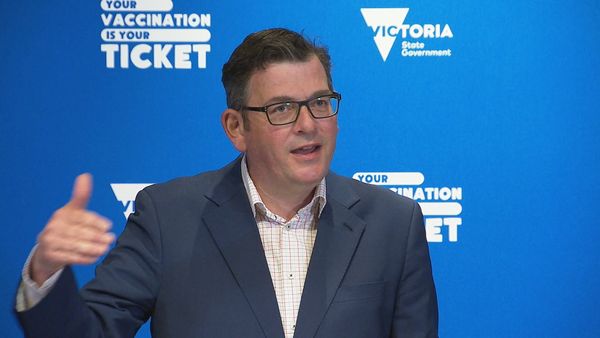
[67,173,93,209]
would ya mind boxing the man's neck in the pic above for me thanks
[253,181,316,220]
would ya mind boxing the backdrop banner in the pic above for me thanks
[1,1,599,337]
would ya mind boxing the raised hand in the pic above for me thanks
[30,173,115,286]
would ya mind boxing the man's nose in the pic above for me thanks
[293,104,317,133]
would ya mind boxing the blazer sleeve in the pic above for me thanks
[391,201,439,338]
[16,188,162,338]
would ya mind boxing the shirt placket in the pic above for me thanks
[281,215,301,338]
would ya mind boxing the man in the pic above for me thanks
[16,28,438,337]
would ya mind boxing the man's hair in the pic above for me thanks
[222,28,333,111]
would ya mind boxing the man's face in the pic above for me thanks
[239,55,338,193]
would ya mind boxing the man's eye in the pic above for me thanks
[271,103,292,114]
[312,98,330,108]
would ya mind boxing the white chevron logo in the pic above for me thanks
[110,183,153,219]
[360,8,409,61]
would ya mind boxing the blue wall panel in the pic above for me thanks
[1,1,599,337]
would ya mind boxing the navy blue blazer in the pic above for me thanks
[18,158,438,337]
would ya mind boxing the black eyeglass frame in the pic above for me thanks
[241,92,342,126]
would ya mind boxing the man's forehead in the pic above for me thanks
[252,56,324,77]
[246,57,329,101]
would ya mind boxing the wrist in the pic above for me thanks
[29,253,62,287]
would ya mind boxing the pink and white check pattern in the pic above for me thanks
[241,157,326,338]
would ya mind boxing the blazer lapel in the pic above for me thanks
[201,159,284,338]
[294,174,366,338]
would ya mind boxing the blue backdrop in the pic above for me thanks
[1,1,599,337]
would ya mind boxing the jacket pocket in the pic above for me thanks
[333,281,386,303]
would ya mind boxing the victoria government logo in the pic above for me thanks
[360,8,453,61]
[100,0,211,69]
[353,172,462,243]
[111,183,152,219]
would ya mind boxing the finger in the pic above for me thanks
[70,240,112,258]
[63,210,113,233]
[45,247,109,266]
[47,236,113,260]
[63,225,115,246]
[45,210,112,241]
[83,213,113,233]
[35,235,112,270]
[66,173,93,210]
[39,218,114,254]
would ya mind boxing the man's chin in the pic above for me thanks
[292,169,327,186]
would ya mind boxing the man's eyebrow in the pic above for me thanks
[264,95,295,105]
[264,90,333,105]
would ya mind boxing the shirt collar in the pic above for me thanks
[241,155,327,220]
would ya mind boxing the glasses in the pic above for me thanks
[242,92,341,126]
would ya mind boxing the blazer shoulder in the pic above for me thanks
[140,158,242,204]
[142,170,212,197]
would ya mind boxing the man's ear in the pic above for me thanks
[221,108,247,152]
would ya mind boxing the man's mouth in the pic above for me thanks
[291,144,321,155]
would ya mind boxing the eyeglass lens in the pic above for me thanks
[267,96,339,124]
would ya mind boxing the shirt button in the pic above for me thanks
[288,273,294,279]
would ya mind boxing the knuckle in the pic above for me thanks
[99,221,111,232]
[53,207,69,219]
[38,233,51,246]
[44,219,57,231]
[45,251,60,264]
[103,233,115,243]
[51,208,63,218]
